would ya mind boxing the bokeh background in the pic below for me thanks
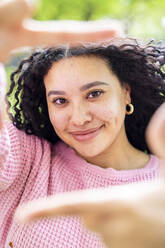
[35,0,165,40]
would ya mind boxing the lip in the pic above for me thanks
[70,126,103,135]
[71,125,104,142]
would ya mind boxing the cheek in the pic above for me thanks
[94,96,124,122]
[48,105,68,132]
[94,107,114,122]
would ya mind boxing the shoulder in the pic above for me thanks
[2,121,50,152]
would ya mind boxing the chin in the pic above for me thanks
[74,142,109,159]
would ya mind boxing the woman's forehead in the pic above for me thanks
[47,56,110,76]
[44,56,121,93]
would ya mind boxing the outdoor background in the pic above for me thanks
[35,0,165,40]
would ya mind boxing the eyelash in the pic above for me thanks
[52,90,105,105]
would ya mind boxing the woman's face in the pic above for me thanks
[44,56,131,158]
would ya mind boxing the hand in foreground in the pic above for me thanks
[14,103,165,248]
[0,0,124,62]
[14,180,165,248]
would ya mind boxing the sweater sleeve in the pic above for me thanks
[0,122,36,192]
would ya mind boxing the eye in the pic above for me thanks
[87,90,104,99]
[52,98,67,105]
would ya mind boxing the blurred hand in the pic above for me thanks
[14,103,165,248]
[0,0,124,62]
[146,102,165,161]
[0,0,36,28]
[0,0,36,62]
[14,180,165,248]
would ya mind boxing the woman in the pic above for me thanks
[1,39,165,248]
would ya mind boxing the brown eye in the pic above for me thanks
[87,90,104,99]
[53,98,67,105]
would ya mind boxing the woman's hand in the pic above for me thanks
[14,180,165,248]
[14,103,165,248]
[0,0,124,62]
[146,102,165,161]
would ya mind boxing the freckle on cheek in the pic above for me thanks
[98,109,115,121]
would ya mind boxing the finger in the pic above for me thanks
[14,181,163,224]
[0,0,38,28]
[0,19,124,62]
[82,201,135,232]
[14,188,113,223]
[24,19,125,47]
[14,195,129,225]
[146,103,165,160]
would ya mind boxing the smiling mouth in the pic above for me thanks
[71,125,104,142]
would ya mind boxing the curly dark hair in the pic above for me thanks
[6,38,165,153]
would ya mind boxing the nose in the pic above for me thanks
[70,102,92,126]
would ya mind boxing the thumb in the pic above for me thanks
[0,0,38,28]
[82,201,134,232]
[146,103,165,160]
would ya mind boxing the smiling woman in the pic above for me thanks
[1,38,165,248]
[43,55,134,168]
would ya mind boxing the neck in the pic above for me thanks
[84,128,149,170]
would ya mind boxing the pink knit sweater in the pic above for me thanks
[0,122,160,248]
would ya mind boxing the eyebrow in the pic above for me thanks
[47,81,109,97]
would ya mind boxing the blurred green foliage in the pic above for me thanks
[34,0,165,40]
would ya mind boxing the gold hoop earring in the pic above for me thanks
[126,103,134,115]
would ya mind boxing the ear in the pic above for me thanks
[123,83,131,104]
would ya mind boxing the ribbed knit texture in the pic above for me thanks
[0,122,160,248]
